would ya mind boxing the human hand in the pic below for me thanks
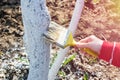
[76,35,103,55]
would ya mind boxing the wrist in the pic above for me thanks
[97,40,104,54]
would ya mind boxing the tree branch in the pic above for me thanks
[48,0,84,80]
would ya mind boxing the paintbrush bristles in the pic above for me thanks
[43,21,67,44]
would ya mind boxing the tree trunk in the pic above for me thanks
[48,0,84,80]
[21,0,50,80]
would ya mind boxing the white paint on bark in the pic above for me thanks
[48,0,84,80]
[21,0,50,80]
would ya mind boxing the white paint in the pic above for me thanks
[21,0,50,80]
[48,0,84,80]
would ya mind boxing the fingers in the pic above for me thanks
[75,35,97,49]
[79,35,95,43]
[75,35,102,55]
[75,42,89,48]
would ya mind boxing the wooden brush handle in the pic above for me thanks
[83,48,98,57]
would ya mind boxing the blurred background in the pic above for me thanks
[0,0,120,80]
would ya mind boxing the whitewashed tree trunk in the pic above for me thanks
[48,0,84,80]
[21,0,50,80]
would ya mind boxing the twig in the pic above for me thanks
[100,33,107,41]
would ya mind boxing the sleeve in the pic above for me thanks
[98,41,120,67]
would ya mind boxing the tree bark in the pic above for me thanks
[21,0,50,80]
[48,0,84,80]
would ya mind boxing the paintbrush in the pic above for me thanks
[43,21,98,57]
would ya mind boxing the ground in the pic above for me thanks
[0,0,120,80]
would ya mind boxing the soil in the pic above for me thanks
[1,0,120,80]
